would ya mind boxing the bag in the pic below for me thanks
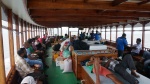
[62,59,73,73]
[60,61,64,70]
[63,50,70,58]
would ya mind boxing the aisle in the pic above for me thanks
[45,47,78,84]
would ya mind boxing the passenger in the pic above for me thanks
[90,30,94,40]
[116,33,128,59]
[80,32,85,40]
[130,38,142,56]
[94,31,100,41]
[86,57,122,84]
[94,54,140,84]
[140,51,150,76]
[23,42,44,70]
[15,48,47,84]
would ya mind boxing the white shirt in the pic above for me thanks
[131,44,142,54]
[21,76,37,84]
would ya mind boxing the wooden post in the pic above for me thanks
[53,28,54,36]
[123,24,126,33]
[35,26,37,36]
[110,26,112,42]
[105,26,107,40]
[24,21,27,41]
[78,28,79,37]
[141,22,146,49]
[61,27,62,36]
[15,15,20,50]
[131,23,135,46]
[28,23,30,39]
[8,9,15,67]
[0,5,6,84]
[116,25,118,40]
[57,28,59,36]
[21,19,24,45]
[70,31,71,40]
[31,24,33,38]
[35,25,36,37]
[37,27,41,36]
[68,27,70,36]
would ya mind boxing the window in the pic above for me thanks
[69,28,78,36]
[2,7,11,76]
[133,23,142,45]
[12,17,17,56]
[117,25,123,38]
[124,24,132,45]
[144,22,150,48]
[62,27,68,36]
[111,26,116,42]
[101,27,105,39]
[106,27,110,40]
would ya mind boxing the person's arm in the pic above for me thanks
[104,60,111,68]
[94,57,100,84]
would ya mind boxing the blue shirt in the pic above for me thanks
[116,37,128,51]
[94,34,100,40]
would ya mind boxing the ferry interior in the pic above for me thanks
[1,0,150,84]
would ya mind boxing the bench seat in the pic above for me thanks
[81,66,150,84]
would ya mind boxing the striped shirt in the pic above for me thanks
[108,60,119,71]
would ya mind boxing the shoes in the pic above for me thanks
[131,72,140,78]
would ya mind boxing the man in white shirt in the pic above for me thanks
[131,38,142,56]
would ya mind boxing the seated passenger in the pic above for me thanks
[130,38,142,56]
[15,48,45,79]
[23,42,44,69]
[140,51,150,76]
[21,76,38,84]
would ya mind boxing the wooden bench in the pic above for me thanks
[71,49,117,79]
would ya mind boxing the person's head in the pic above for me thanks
[92,30,94,33]
[96,31,98,34]
[23,42,30,49]
[70,37,74,42]
[17,48,26,57]
[32,38,35,43]
[136,38,141,44]
[122,33,126,38]
[27,39,33,45]
[90,56,95,61]
[43,34,45,36]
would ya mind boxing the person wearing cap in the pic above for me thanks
[116,33,128,58]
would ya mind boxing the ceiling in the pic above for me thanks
[2,0,150,28]
[1,0,39,26]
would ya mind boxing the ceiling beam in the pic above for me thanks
[33,18,125,23]
[112,0,127,6]
[32,16,138,20]
[138,0,150,5]
[33,17,133,22]
[27,1,150,11]
[30,9,150,17]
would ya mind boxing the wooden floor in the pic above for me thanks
[45,47,78,84]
